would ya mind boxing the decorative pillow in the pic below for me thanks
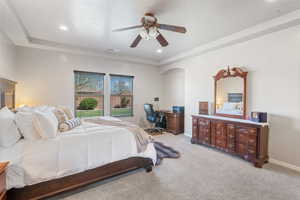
[34,110,59,139]
[0,107,21,147]
[53,108,68,124]
[59,118,82,132]
[15,112,41,140]
[57,106,74,120]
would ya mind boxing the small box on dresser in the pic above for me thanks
[0,162,9,200]
[191,115,269,168]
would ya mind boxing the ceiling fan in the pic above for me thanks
[113,13,187,48]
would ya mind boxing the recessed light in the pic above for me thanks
[156,49,163,53]
[59,25,69,31]
[265,0,277,3]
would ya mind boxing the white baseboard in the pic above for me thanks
[269,158,300,173]
[184,132,192,137]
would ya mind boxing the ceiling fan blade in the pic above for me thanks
[130,35,142,48]
[156,32,168,47]
[113,25,143,32]
[157,24,187,33]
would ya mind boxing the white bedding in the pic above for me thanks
[0,122,156,190]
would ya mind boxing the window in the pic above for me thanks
[110,74,134,117]
[74,71,105,118]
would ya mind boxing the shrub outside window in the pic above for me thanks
[110,74,134,117]
[74,71,105,118]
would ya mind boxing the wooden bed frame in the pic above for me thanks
[2,78,153,199]
[7,157,153,200]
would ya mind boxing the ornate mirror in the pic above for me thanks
[214,67,247,119]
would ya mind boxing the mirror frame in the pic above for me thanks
[213,67,248,119]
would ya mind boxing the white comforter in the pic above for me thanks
[0,122,156,190]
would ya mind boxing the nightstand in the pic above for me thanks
[0,162,9,200]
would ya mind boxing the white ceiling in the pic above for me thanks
[7,0,300,62]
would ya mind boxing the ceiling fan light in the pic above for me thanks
[148,27,159,38]
[140,29,151,40]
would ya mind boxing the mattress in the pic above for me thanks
[0,122,156,190]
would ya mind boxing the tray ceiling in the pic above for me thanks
[6,0,300,63]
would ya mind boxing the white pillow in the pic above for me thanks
[15,112,41,140]
[0,107,21,147]
[34,110,58,139]
[222,102,236,111]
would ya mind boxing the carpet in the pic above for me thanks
[154,141,180,165]
[46,134,300,200]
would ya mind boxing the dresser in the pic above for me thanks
[165,112,184,135]
[0,162,8,200]
[191,115,269,168]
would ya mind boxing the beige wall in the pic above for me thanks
[161,25,300,167]
[0,31,16,81]
[161,68,185,110]
[15,46,163,126]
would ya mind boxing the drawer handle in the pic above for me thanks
[248,149,255,154]
[249,139,255,143]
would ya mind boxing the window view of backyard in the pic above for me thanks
[74,71,104,118]
[110,75,133,117]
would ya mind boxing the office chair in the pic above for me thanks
[144,103,164,134]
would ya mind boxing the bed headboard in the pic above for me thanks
[0,78,17,109]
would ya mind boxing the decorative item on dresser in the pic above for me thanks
[191,115,269,168]
[199,102,209,115]
[0,162,9,200]
[165,112,184,135]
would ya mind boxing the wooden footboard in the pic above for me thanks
[7,157,153,200]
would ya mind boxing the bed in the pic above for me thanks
[0,78,155,200]
[4,122,155,200]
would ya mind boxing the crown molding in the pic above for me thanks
[23,37,160,66]
[3,0,300,68]
[159,9,300,67]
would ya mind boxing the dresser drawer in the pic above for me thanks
[236,127,257,135]
[216,139,226,149]
[204,136,210,143]
[193,118,198,125]
[236,128,257,143]
[198,120,210,127]
[248,133,257,145]
[247,145,257,155]
[192,125,198,138]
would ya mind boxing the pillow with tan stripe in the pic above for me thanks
[58,106,74,120]
[53,108,68,124]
